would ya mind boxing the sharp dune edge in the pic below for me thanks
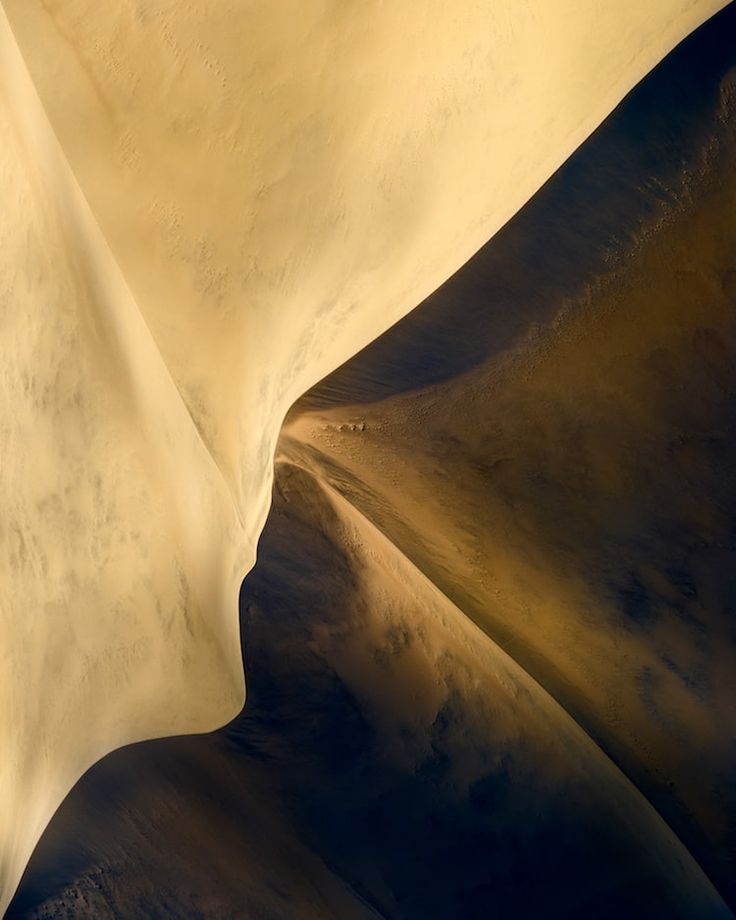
[0,0,732,914]
[264,471,729,918]
[277,6,736,911]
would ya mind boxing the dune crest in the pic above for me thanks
[0,0,730,912]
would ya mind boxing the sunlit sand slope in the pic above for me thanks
[0,0,729,913]
[286,4,736,908]
[8,464,732,918]
[0,11,246,915]
[2,0,729,506]
[8,8,736,916]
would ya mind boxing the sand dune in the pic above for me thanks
[0,11,247,913]
[1,0,732,913]
[4,0,729,508]
[6,5,736,915]
[284,6,736,907]
[8,463,731,918]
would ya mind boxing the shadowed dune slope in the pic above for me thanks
[285,1,736,909]
[3,1,728,911]
[8,5,736,917]
[7,464,731,919]
[299,0,736,411]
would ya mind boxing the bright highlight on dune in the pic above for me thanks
[0,0,732,914]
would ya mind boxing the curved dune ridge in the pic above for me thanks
[9,6,736,916]
[0,0,733,915]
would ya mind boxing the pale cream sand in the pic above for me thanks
[0,0,729,912]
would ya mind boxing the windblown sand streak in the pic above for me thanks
[0,0,730,913]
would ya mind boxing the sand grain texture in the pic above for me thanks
[0,0,731,914]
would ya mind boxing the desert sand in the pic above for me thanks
[283,7,736,909]
[13,461,733,918]
[0,0,731,914]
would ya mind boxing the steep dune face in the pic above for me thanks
[8,711,378,920]
[8,465,731,918]
[284,5,736,908]
[2,0,729,506]
[0,0,731,913]
[0,12,246,911]
[7,8,736,916]
[242,467,728,918]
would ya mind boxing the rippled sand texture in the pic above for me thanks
[6,3,736,917]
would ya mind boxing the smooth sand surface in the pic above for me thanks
[0,0,730,912]
[7,462,733,917]
[283,9,736,907]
